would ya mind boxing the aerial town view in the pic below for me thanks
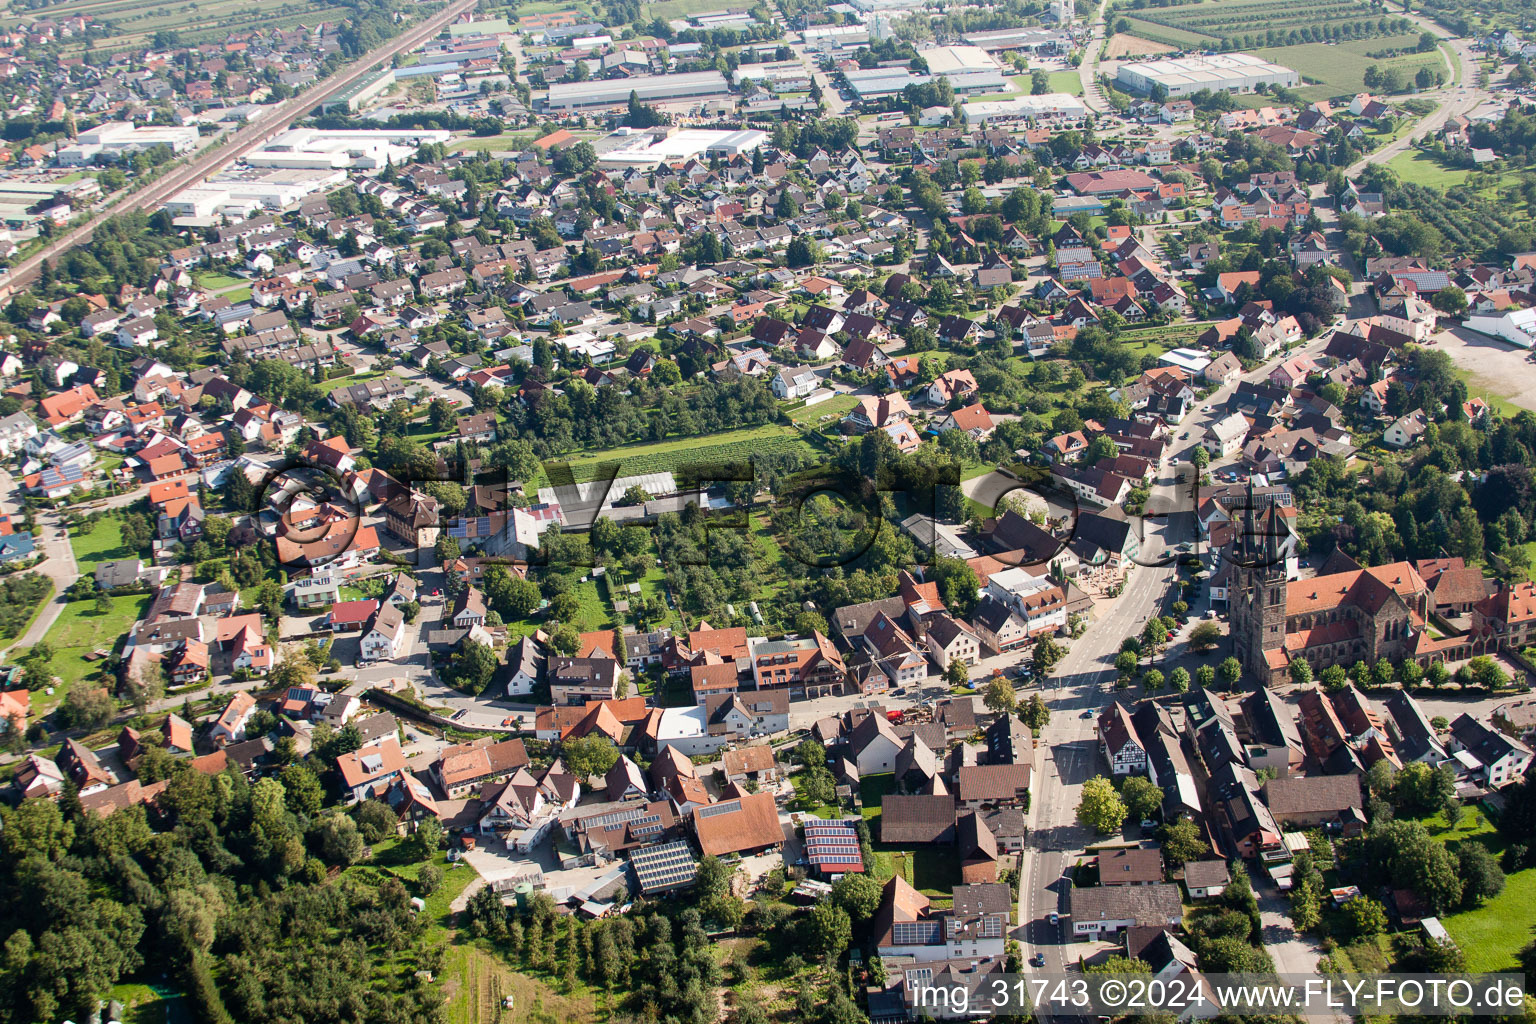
[4,0,1536,1018]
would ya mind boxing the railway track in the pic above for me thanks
[1,0,479,296]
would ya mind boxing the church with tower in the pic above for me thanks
[1227,487,1434,687]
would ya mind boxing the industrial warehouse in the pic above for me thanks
[544,71,733,111]
[962,93,1089,124]
[1114,53,1299,97]
[594,127,769,168]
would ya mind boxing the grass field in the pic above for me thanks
[787,393,859,425]
[451,132,540,152]
[1047,71,1085,96]
[1386,148,1474,189]
[70,517,150,576]
[37,592,152,710]
[544,423,820,486]
[1254,36,1446,101]
[1444,866,1536,971]
[193,272,244,290]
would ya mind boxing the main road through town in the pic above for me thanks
[2,0,481,294]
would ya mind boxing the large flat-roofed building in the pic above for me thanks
[318,68,395,113]
[845,66,1008,101]
[245,128,451,170]
[546,71,731,111]
[919,44,1002,75]
[164,168,348,218]
[57,122,201,165]
[802,24,870,49]
[962,93,1087,124]
[596,127,768,168]
[1116,53,1297,97]
[963,27,1069,53]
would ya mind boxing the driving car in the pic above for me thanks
[1031,953,1047,967]
[1048,912,1060,925]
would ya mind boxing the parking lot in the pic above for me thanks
[1438,325,1536,412]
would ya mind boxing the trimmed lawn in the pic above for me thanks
[789,769,842,818]
[542,423,818,486]
[1444,865,1536,971]
[36,592,152,710]
[787,393,859,425]
[70,517,149,575]
[860,772,895,825]
[1047,70,1084,96]
[193,272,243,290]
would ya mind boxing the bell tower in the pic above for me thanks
[1228,481,1288,686]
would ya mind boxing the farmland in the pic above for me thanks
[1119,0,1418,51]
[3,0,352,51]
[1254,35,1447,101]
[1104,33,1177,58]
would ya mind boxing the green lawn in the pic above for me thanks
[451,132,538,152]
[193,272,243,290]
[319,370,383,394]
[1047,70,1084,96]
[1444,866,1536,971]
[35,592,152,710]
[860,772,895,825]
[1386,148,1473,189]
[787,393,859,425]
[541,423,818,486]
[70,518,149,575]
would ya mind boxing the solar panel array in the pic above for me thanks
[804,821,864,870]
[892,920,943,946]
[582,806,648,830]
[629,841,699,893]
[696,799,743,819]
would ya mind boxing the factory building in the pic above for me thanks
[732,61,813,90]
[844,66,1007,101]
[801,24,870,50]
[595,127,768,168]
[244,128,452,170]
[164,168,348,218]
[56,122,201,166]
[963,27,1070,53]
[919,44,1003,76]
[319,69,395,114]
[545,71,732,111]
[961,93,1088,123]
[1115,53,1298,97]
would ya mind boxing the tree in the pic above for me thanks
[1185,620,1222,654]
[794,766,836,809]
[1032,635,1064,675]
[1159,818,1209,863]
[1077,775,1129,835]
[1218,657,1242,687]
[982,675,1016,714]
[354,799,397,843]
[1393,761,1455,816]
[1431,285,1466,315]
[1120,776,1163,824]
[1115,650,1139,678]
[1457,841,1505,906]
[1289,659,1313,687]
[945,658,971,691]
[59,685,115,731]
[1168,667,1191,693]
[409,817,444,860]
[1342,896,1388,937]
[318,814,365,865]
[1140,617,1169,654]
[1191,446,1210,472]
[1020,693,1050,730]
[122,660,165,714]
[794,739,827,769]
[805,902,851,957]
[450,638,497,695]
[1290,879,1323,932]
[831,872,883,923]
[562,735,620,779]
[1144,669,1165,691]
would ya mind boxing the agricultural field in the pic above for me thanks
[1120,0,1418,51]
[1105,33,1177,58]
[546,423,821,485]
[4,0,352,51]
[1254,35,1447,101]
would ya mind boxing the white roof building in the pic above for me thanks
[961,93,1087,123]
[1159,347,1213,374]
[1116,54,1298,97]
[1466,307,1536,348]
